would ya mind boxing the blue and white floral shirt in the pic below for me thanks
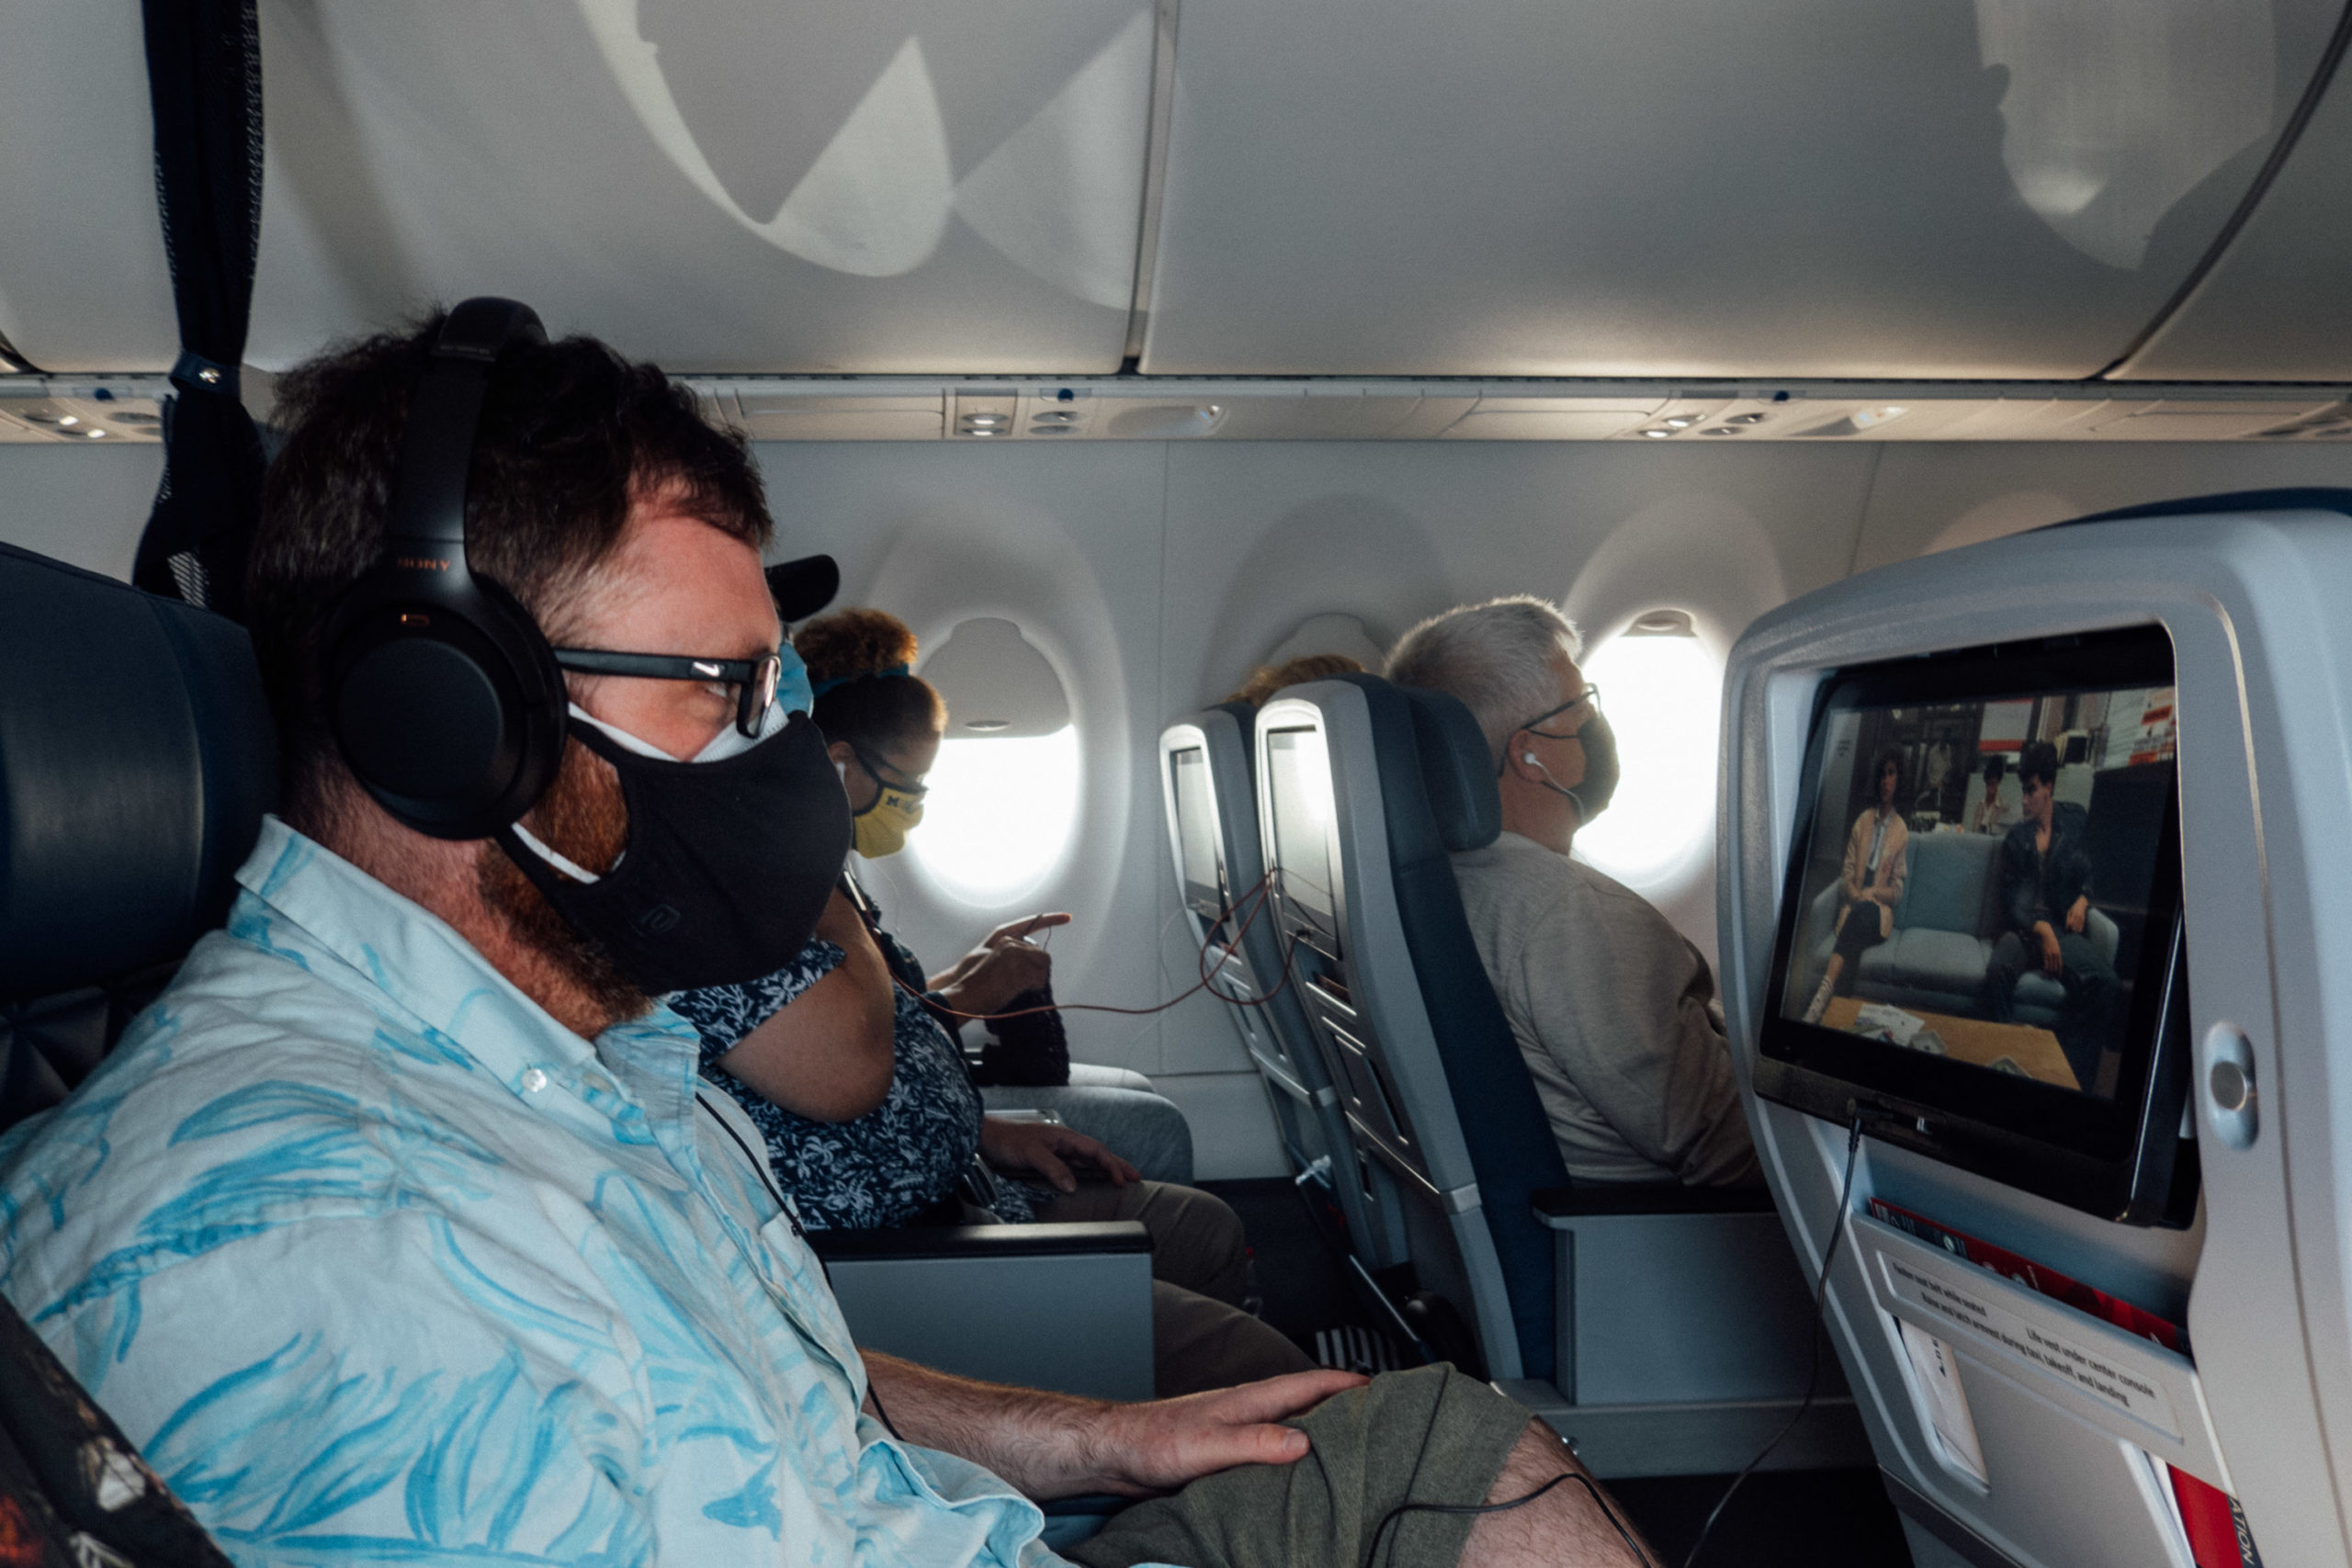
[0,818,1078,1567]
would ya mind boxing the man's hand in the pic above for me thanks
[978,1118,1138,1193]
[2034,920,2063,976]
[2065,896,2089,935]
[862,1357,1365,1501]
[1088,1371,1370,1495]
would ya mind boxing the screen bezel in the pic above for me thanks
[1753,625,2193,1225]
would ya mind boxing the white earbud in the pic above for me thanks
[1522,752,1538,764]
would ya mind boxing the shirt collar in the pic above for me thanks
[232,816,639,1088]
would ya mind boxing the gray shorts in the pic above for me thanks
[1069,1364,1532,1568]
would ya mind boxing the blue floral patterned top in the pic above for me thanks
[673,932,1036,1228]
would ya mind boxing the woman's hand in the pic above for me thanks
[978,1117,1139,1193]
[934,940,1056,1019]
[927,914,1074,1000]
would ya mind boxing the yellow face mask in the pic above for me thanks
[853,784,925,859]
[848,747,928,858]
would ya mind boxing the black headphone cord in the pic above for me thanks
[1680,1111,1866,1568]
[1365,1466,1655,1568]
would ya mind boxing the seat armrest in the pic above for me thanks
[1532,1186,1778,1224]
[808,1220,1150,1260]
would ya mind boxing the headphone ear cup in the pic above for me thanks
[326,573,564,840]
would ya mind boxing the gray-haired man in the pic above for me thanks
[1389,596,1758,1187]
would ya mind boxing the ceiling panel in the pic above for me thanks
[1141,0,2343,378]
[3,2,1158,376]
[0,7,178,370]
[2111,46,2352,380]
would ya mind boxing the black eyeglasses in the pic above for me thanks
[1521,684,1602,739]
[551,647,783,738]
[852,742,930,799]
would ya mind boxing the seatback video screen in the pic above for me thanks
[1170,747,1224,916]
[1778,665,2177,1100]
[1263,727,1342,956]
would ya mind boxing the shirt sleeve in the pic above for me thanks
[1508,877,1759,1186]
[667,938,848,1067]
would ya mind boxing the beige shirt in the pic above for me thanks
[1451,832,1760,1187]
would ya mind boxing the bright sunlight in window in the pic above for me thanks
[907,727,1081,906]
[1571,631,1721,891]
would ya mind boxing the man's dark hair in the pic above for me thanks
[1984,753,2007,782]
[1871,748,1905,798]
[248,312,773,826]
[2018,739,2061,791]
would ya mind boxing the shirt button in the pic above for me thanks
[521,1068,549,1094]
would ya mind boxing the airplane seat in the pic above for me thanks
[0,542,276,1134]
[1261,673,1866,1475]
[1158,701,1403,1269]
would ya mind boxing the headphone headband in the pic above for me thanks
[384,299,547,559]
[322,297,568,841]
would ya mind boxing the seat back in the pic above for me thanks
[1159,705,1401,1267]
[1256,674,1567,1381]
[0,542,275,1131]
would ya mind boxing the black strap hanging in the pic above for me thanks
[132,0,266,622]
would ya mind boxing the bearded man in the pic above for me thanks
[0,310,1648,1568]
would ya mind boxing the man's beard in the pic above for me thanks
[479,740,653,1026]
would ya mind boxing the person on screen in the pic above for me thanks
[1799,750,1910,1025]
[1972,753,2016,834]
[1388,597,1759,1187]
[1984,739,2119,1086]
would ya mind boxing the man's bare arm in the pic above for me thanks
[860,1354,1363,1499]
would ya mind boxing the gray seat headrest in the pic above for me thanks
[1396,684,1501,852]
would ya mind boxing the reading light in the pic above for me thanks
[1731,412,1768,425]
[962,413,1008,428]
[1665,416,1695,429]
[1642,428,1672,439]
[85,428,106,438]
[57,415,78,427]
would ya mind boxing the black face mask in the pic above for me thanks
[1515,697,1622,825]
[1562,710,1621,822]
[494,711,851,996]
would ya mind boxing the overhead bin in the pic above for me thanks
[1140,0,2346,379]
[1,2,1158,376]
[2112,34,2352,381]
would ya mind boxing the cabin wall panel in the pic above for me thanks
[0,446,164,581]
[1851,441,2352,570]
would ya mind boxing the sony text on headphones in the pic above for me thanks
[321,298,569,840]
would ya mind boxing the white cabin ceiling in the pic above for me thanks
[2,2,2350,382]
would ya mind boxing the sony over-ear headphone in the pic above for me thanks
[322,298,568,840]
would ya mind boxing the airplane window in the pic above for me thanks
[909,727,1080,905]
[907,616,1080,906]
[1570,622,1721,892]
